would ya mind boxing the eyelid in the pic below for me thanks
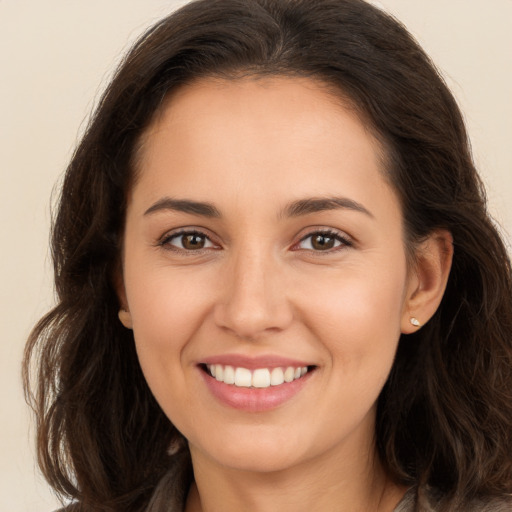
[155,226,353,253]
[292,227,354,252]
[157,227,220,251]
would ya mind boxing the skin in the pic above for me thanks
[118,77,452,512]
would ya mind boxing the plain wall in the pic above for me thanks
[1,1,510,510]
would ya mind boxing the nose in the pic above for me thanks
[213,245,294,340]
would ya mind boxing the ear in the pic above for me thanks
[113,262,133,330]
[401,229,453,334]
[118,308,133,329]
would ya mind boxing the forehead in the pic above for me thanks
[135,76,384,167]
[129,76,397,220]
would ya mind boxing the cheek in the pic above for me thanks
[126,263,211,342]
[124,268,220,433]
[299,262,407,428]
[298,257,407,368]
[123,262,216,393]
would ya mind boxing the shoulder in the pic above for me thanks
[394,487,512,512]
[54,505,80,512]
[465,496,512,511]
[55,505,80,512]
[53,452,192,512]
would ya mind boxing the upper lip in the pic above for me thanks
[200,354,314,370]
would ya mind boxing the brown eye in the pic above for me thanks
[311,234,336,250]
[163,231,216,251]
[296,231,352,252]
[182,233,206,250]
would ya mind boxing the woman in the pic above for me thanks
[23,0,512,510]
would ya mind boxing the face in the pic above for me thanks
[120,77,415,475]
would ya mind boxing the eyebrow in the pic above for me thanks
[143,195,373,219]
[282,197,373,219]
[144,198,221,217]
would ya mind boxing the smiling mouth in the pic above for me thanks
[201,364,316,389]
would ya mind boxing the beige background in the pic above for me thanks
[1,1,510,510]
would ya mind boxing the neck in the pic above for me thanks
[185,439,406,512]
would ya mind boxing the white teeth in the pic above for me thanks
[284,367,295,383]
[252,368,271,388]
[270,367,285,386]
[234,367,252,387]
[223,365,235,384]
[207,364,311,388]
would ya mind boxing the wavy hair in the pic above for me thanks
[24,0,512,510]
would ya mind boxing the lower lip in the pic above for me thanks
[200,369,313,412]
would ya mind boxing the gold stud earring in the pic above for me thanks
[410,317,421,327]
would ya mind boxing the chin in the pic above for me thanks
[218,452,302,474]
[192,433,309,474]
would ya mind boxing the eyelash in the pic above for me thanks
[157,228,353,254]
[158,229,218,253]
[294,229,353,252]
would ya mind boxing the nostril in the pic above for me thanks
[213,306,294,341]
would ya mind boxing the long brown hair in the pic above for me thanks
[24,1,512,510]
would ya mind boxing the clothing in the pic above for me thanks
[143,454,512,511]
[394,487,512,511]
[59,452,512,511]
